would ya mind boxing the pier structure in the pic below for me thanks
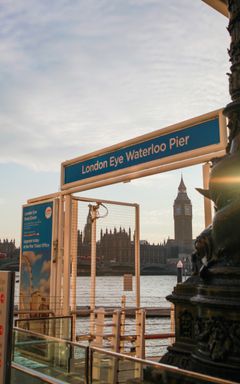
[19,107,227,341]
[15,2,240,383]
[17,111,228,380]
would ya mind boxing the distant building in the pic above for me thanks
[173,176,193,254]
[77,176,193,275]
[77,224,166,275]
[0,239,20,271]
[0,239,19,258]
[166,176,194,271]
[100,227,133,265]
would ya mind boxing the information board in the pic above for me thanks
[61,109,226,190]
[0,271,15,384]
[20,200,54,315]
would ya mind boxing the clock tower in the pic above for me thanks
[173,176,192,252]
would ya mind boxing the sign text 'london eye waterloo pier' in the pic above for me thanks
[61,109,227,191]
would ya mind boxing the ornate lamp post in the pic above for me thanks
[161,1,240,381]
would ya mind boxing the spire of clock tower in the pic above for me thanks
[83,206,92,244]
[178,175,186,192]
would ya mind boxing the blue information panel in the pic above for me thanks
[20,201,53,313]
[63,117,221,187]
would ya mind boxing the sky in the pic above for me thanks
[0,0,229,246]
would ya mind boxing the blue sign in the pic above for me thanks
[20,201,53,312]
[63,117,221,186]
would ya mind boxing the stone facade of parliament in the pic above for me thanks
[0,239,20,271]
[77,177,194,275]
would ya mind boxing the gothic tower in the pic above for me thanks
[83,206,92,244]
[173,176,192,252]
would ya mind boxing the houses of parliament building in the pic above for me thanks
[77,177,194,275]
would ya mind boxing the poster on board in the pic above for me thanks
[20,200,54,316]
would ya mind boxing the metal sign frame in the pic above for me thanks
[61,109,227,191]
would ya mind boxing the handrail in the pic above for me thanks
[15,315,74,341]
[90,346,237,384]
[13,326,87,349]
[13,327,89,384]
[13,327,237,384]
[15,315,71,321]
[14,310,55,316]
[11,362,65,384]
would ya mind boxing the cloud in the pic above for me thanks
[0,0,229,172]
[131,173,172,188]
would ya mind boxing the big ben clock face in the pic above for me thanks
[175,206,181,215]
[184,205,191,215]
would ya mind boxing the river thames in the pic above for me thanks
[75,275,178,357]
[75,274,177,308]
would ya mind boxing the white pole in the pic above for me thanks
[50,198,59,315]
[90,204,98,335]
[63,195,72,316]
[71,199,78,341]
[56,195,64,315]
[135,205,140,308]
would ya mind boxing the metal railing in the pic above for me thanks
[75,306,173,359]
[89,346,238,384]
[11,362,65,384]
[12,327,88,383]
[12,327,238,384]
[13,306,174,359]
[15,315,73,341]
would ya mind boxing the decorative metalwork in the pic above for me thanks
[195,316,240,362]
[193,1,240,272]
[191,226,213,275]
[179,310,193,339]
[225,0,240,153]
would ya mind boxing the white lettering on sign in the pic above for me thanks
[125,143,167,161]
[109,155,124,168]
[82,160,108,174]
[78,135,192,178]
[169,135,190,150]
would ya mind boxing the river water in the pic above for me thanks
[75,275,178,357]
[75,275,177,308]
[15,274,178,308]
